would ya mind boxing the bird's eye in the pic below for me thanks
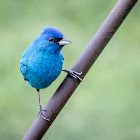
[48,37,54,42]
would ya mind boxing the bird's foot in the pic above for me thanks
[37,105,50,121]
[62,69,83,81]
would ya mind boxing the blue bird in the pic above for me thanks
[20,27,82,120]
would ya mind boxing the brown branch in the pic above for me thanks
[23,0,138,139]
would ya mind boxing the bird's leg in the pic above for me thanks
[37,89,50,121]
[62,69,83,82]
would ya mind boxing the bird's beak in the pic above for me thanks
[58,36,71,46]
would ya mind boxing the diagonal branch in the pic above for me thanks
[23,0,138,139]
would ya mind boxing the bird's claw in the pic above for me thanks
[63,69,83,82]
[39,104,46,111]
[37,105,50,121]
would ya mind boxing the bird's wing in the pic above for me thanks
[20,57,29,81]
[20,46,32,81]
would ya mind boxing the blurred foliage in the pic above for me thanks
[0,0,140,139]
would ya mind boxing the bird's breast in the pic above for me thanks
[32,53,63,88]
[20,51,63,89]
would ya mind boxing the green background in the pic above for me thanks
[0,0,140,139]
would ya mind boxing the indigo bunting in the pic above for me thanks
[20,27,82,120]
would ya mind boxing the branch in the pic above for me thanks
[23,0,138,139]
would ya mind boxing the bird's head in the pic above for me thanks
[34,26,71,54]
